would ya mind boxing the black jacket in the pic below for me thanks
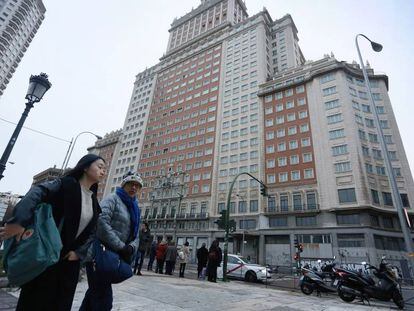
[7,177,100,260]
[196,246,209,267]
[138,228,151,252]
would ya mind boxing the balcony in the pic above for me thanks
[264,204,320,215]
[145,212,209,220]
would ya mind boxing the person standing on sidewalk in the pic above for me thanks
[0,154,105,311]
[165,241,178,275]
[178,241,190,278]
[134,222,151,275]
[80,171,142,311]
[155,239,167,274]
[147,240,157,271]
[207,239,222,282]
[196,243,209,279]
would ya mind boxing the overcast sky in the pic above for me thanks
[0,0,413,194]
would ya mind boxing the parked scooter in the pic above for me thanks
[336,256,404,309]
[299,259,338,296]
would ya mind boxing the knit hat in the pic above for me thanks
[121,171,143,188]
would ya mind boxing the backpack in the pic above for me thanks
[3,203,63,287]
[208,250,217,261]
[178,251,185,260]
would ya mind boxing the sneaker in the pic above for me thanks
[137,271,142,276]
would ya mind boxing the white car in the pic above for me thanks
[219,254,272,282]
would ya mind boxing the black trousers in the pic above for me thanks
[207,262,217,282]
[197,263,206,278]
[17,260,80,311]
[179,263,186,277]
[156,259,165,274]
[165,260,175,275]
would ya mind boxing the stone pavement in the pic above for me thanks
[0,271,403,310]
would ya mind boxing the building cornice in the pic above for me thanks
[258,57,389,97]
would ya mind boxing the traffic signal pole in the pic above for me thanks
[223,172,267,282]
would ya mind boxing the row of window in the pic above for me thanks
[264,85,305,103]
[266,169,315,183]
[265,138,312,152]
[266,123,310,139]
[266,153,313,168]
[264,97,306,113]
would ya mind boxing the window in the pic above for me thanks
[296,85,305,93]
[267,159,275,168]
[238,201,247,213]
[383,216,394,229]
[335,162,351,173]
[338,188,357,203]
[300,123,309,133]
[293,193,302,210]
[278,142,286,151]
[286,101,294,109]
[401,194,410,207]
[280,195,289,211]
[269,217,288,227]
[332,144,348,156]
[301,138,311,147]
[278,157,287,167]
[288,126,297,135]
[371,189,380,204]
[299,110,308,119]
[279,172,288,182]
[296,216,316,226]
[329,128,345,139]
[322,86,337,96]
[250,200,258,212]
[327,113,343,124]
[325,99,340,110]
[289,140,298,149]
[291,171,300,180]
[337,233,365,247]
[304,168,314,179]
[240,219,256,229]
[290,155,299,165]
[287,113,296,122]
[303,153,313,163]
[267,174,276,184]
[306,192,317,209]
[382,192,393,206]
[320,73,335,84]
[337,214,360,225]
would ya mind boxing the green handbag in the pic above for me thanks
[2,203,63,287]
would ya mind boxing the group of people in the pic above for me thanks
[0,153,224,311]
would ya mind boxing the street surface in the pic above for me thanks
[1,267,409,311]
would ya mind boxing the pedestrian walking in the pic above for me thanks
[147,240,157,271]
[80,171,142,311]
[196,242,209,279]
[207,239,222,283]
[178,241,190,278]
[165,241,177,275]
[0,154,105,311]
[133,222,151,275]
[155,239,167,274]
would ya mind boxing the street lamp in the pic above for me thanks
[60,131,102,174]
[236,193,247,257]
[0,73,51,181]
[355,34,413,255]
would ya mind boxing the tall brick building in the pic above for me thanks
[104,0,413,270]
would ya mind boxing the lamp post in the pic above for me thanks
[355,34,414,255]
[236,193,247,257]
[0,73,51,181]
[60,131,102,174]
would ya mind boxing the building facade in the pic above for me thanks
[88,129,122,201]
[0,0,46,97]
[104,0,413,269]
[32,166,63,185]
[258,56,414,276]
[104,0,305,262]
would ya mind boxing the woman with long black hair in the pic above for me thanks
[0,154,106,311]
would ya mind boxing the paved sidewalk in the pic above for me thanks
[1,271,403,310]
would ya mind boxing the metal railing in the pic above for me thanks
[144,212,209,220]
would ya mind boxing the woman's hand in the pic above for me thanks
[0,223,25,241]
[64,251,79,261]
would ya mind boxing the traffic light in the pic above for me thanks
[294,254,299,261]
[294,237,299,249]
[299,243,304,253]
[260,184,268,197]
[214,209,227,229]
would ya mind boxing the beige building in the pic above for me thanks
[0,0,46,97]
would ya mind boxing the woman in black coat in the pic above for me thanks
[0,154,106,311]
[207,239,222,282]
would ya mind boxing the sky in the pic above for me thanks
[0,0,413,194]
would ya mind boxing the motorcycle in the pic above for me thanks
[299,259,339,296]
[336,256,404,309]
